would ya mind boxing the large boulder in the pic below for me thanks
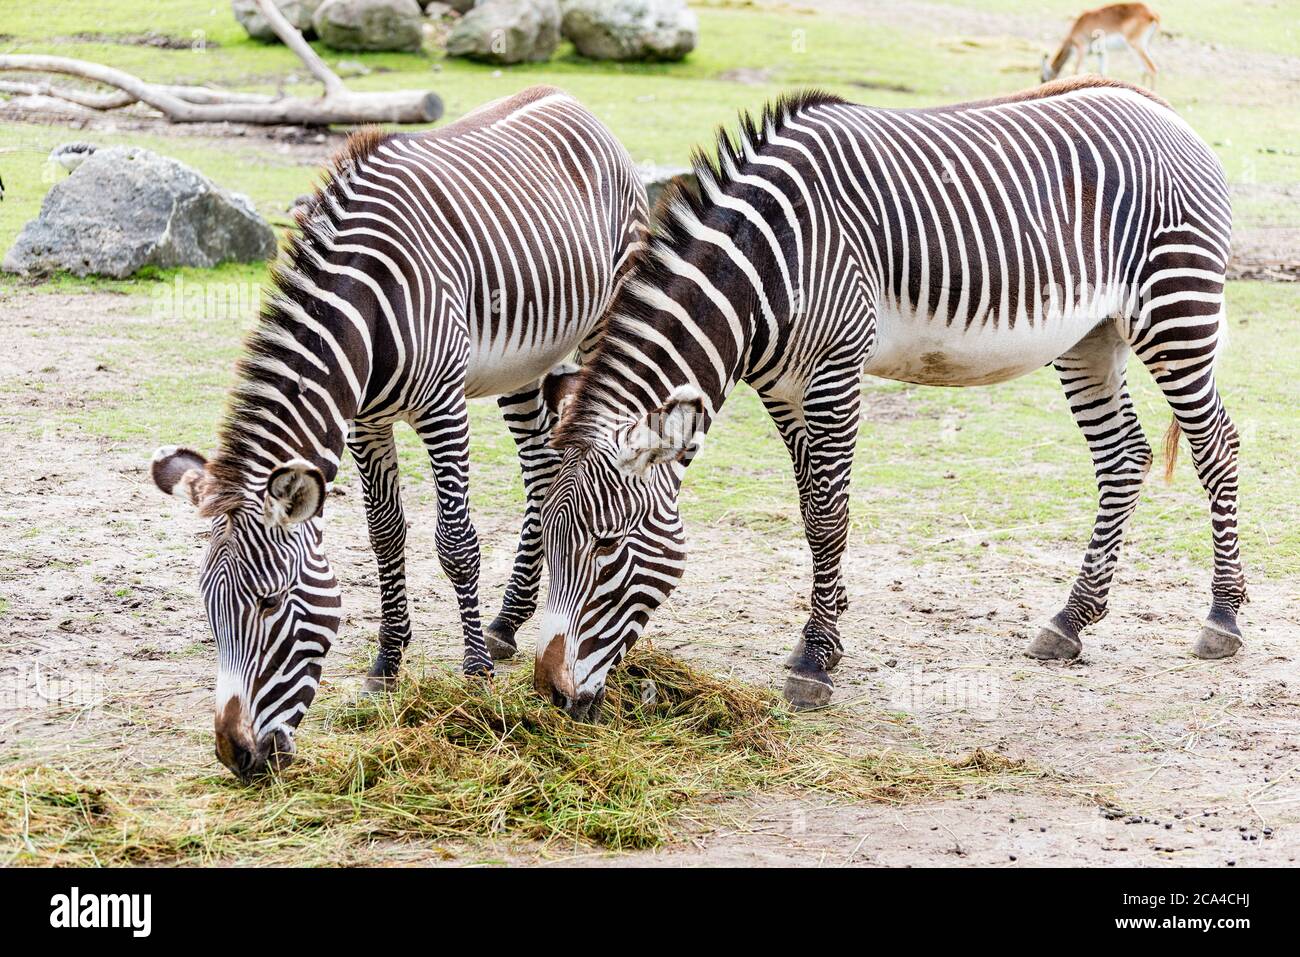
[312,0,424,52]
[232,0,323,41]
[561,0,697,61]
[445,0,560,64]
[2,147,277,279]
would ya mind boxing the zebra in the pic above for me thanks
[150,86,646,779]
[537,77,1246,718]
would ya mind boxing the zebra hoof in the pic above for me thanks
[1025,624,1081,660]
[783,639,843,672]
[485,618,519,661]
[361,673,395,697]
[462,657,495,679]
[362,649,402,696]
[783,667,834,711]
[1193,625,1242,660]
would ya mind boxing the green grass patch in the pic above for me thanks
[687,282,1300,579]
[3,1,1297,254]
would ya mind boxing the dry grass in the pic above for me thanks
[1,650,1041,865]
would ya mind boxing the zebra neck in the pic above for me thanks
[572,220,794,443]
[237,362,355,485]
[208,287,370,498]
[585,273,758,443]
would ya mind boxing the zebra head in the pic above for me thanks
[537,386,704,720]
[151,446,341,781]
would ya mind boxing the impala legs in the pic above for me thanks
[1129,23,1159,87]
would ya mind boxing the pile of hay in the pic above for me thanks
[1,650,1036,865]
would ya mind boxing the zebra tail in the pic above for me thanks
[1162,417,1182,483]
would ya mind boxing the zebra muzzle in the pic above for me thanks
[215,702,297,782]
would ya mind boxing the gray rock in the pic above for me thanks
[561,0,696,61]
[639,163,696,216]
[428,0,475,12]
[3,147,277,279]
[446,0,560,64]
[231,0,323,41]
[312,0,424,52]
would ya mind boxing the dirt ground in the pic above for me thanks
[1,291,1296,866]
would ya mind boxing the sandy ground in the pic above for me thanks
[1,291,1297,866]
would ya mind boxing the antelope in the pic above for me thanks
[1041,4,1160,87]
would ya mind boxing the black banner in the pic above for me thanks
[0,866,1273,943]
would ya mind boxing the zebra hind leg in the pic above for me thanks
[413,390,494,677]
[1138,318,1246,659]
[1028,321,1153,660]
[349,422,415,694]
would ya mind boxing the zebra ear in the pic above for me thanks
[264,460,325,528]
[542,362,581,423]
[151,446,209,507]
[616,385,704,478]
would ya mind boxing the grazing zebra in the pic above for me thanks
[151,86,646,779]
[538,77,1245,717]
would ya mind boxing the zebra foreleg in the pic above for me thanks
[413,393,494,677]
[765,377,861,709]
[350,422,414,694]
[763,394,847,675]
[1028,322,1152,660]
[485,377,569,659]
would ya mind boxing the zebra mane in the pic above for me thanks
[200,129,390,517]
[552,89,845,451]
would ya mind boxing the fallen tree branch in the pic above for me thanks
[0,78,275,109]
[0,54,441,125]
[0,78,135,110]
[0,0,442,126]
[255,0,346,97]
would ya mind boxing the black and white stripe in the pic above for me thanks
[540,78,1245,715]
[153,86,646,778]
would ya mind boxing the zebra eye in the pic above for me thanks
[257,593,284,614]
[592,535,620,557]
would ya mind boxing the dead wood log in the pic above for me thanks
[0,0,442,126]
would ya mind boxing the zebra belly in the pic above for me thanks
[464,335,588,398]
[863,305,1105,387]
